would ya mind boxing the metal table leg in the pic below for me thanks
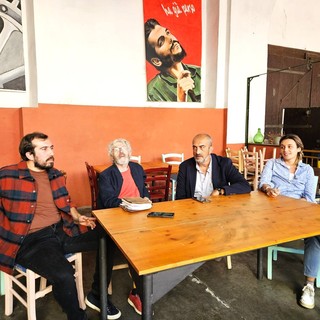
[257,248,263,280]
[142,274,153,320]
[99,236,108,319]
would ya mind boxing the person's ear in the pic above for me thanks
[151,57,162,67]
[26,152,34,161]
[209,145,213,153]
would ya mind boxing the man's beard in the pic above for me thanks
[195,154,210,165]
[34,156,54,170]
[115,156,130,166]
[160,42,187,70]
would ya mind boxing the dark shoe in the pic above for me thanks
[85,292,121,319]
[128,290,142,315]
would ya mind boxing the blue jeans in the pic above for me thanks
[15,221,115,320]
[304,236,320,278]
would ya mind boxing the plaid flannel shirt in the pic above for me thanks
[0,161,87,274]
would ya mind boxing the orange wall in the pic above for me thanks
[0,108,22,164]
[1,104,227,206]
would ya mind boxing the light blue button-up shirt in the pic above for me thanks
[259,158,316,203]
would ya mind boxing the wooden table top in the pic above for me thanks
[93,161,180,174]
[93,192,320,276]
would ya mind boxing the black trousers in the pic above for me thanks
[15,222,115,320]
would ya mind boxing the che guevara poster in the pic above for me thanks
[143,0,202,102]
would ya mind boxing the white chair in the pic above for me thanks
[130,155,141,164]
[267,176,319,284]
[162,153,184,200]
[162,153,184,165]
[4,252,85,320]
[0,271,4,295]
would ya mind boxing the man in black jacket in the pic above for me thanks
[176,133,251,200]
[93,138,149,316]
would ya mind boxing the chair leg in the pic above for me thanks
[26,269,37,320]
[73,252,86,310]
[39,277,47,291]
[4,273,14,316]
[108,280,113,295]
[0,271,4,296]
[316,267,320,288]
[267,246,273,280]
[171,179,176,201]
[273,246,278,261]
[226,256,232,269]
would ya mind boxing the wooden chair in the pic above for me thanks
[261,147,277,169]
[84,162,128,293]
[226,148,243,173]
[162,153,183,201]
[130,155,141,164]
[85,162,99,210]
[145,166,172,202]
[303,149,320,167]
[241,150,261,191]
[267,176,320,285]
[4,253,85,320]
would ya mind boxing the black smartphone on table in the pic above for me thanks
[147,212,174,218]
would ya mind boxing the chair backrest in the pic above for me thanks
[162,153,184,165]
[226,148,243,173]
[130,155,141,164]
[241,150,260,191]
[144,166,172,202]
[258,149,265,173]
[85,162,99,210]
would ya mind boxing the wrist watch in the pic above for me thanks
[217,188,224,195]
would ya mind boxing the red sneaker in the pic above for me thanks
[128,290,142,315]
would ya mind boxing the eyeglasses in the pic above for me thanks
[113,146,128,153]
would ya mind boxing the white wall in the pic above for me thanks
[33,0,217,108]
[2,0,320,143]
[34,0,147,107]
[225,0,320,143]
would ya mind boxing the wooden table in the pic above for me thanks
[93,161,179,174]
[92,192,320,319]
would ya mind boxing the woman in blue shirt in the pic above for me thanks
[259,134,318,310]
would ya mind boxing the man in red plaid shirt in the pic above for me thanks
[0,132,121,320]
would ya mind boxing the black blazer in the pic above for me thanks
[98,162,149,208]
[176,154,251,200]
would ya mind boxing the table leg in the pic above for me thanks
[257,248,263,280]
[99,236,108,319]
[142,274,153,320]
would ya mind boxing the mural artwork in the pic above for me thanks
[0,0,25,91]
[144,0,202,102]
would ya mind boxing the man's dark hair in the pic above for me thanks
[144,18,161,64]
[144,18,187,72]
[19,132,48,161]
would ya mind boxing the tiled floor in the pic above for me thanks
[0,229,319,319]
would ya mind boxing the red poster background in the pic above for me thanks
[143,0,202,83]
